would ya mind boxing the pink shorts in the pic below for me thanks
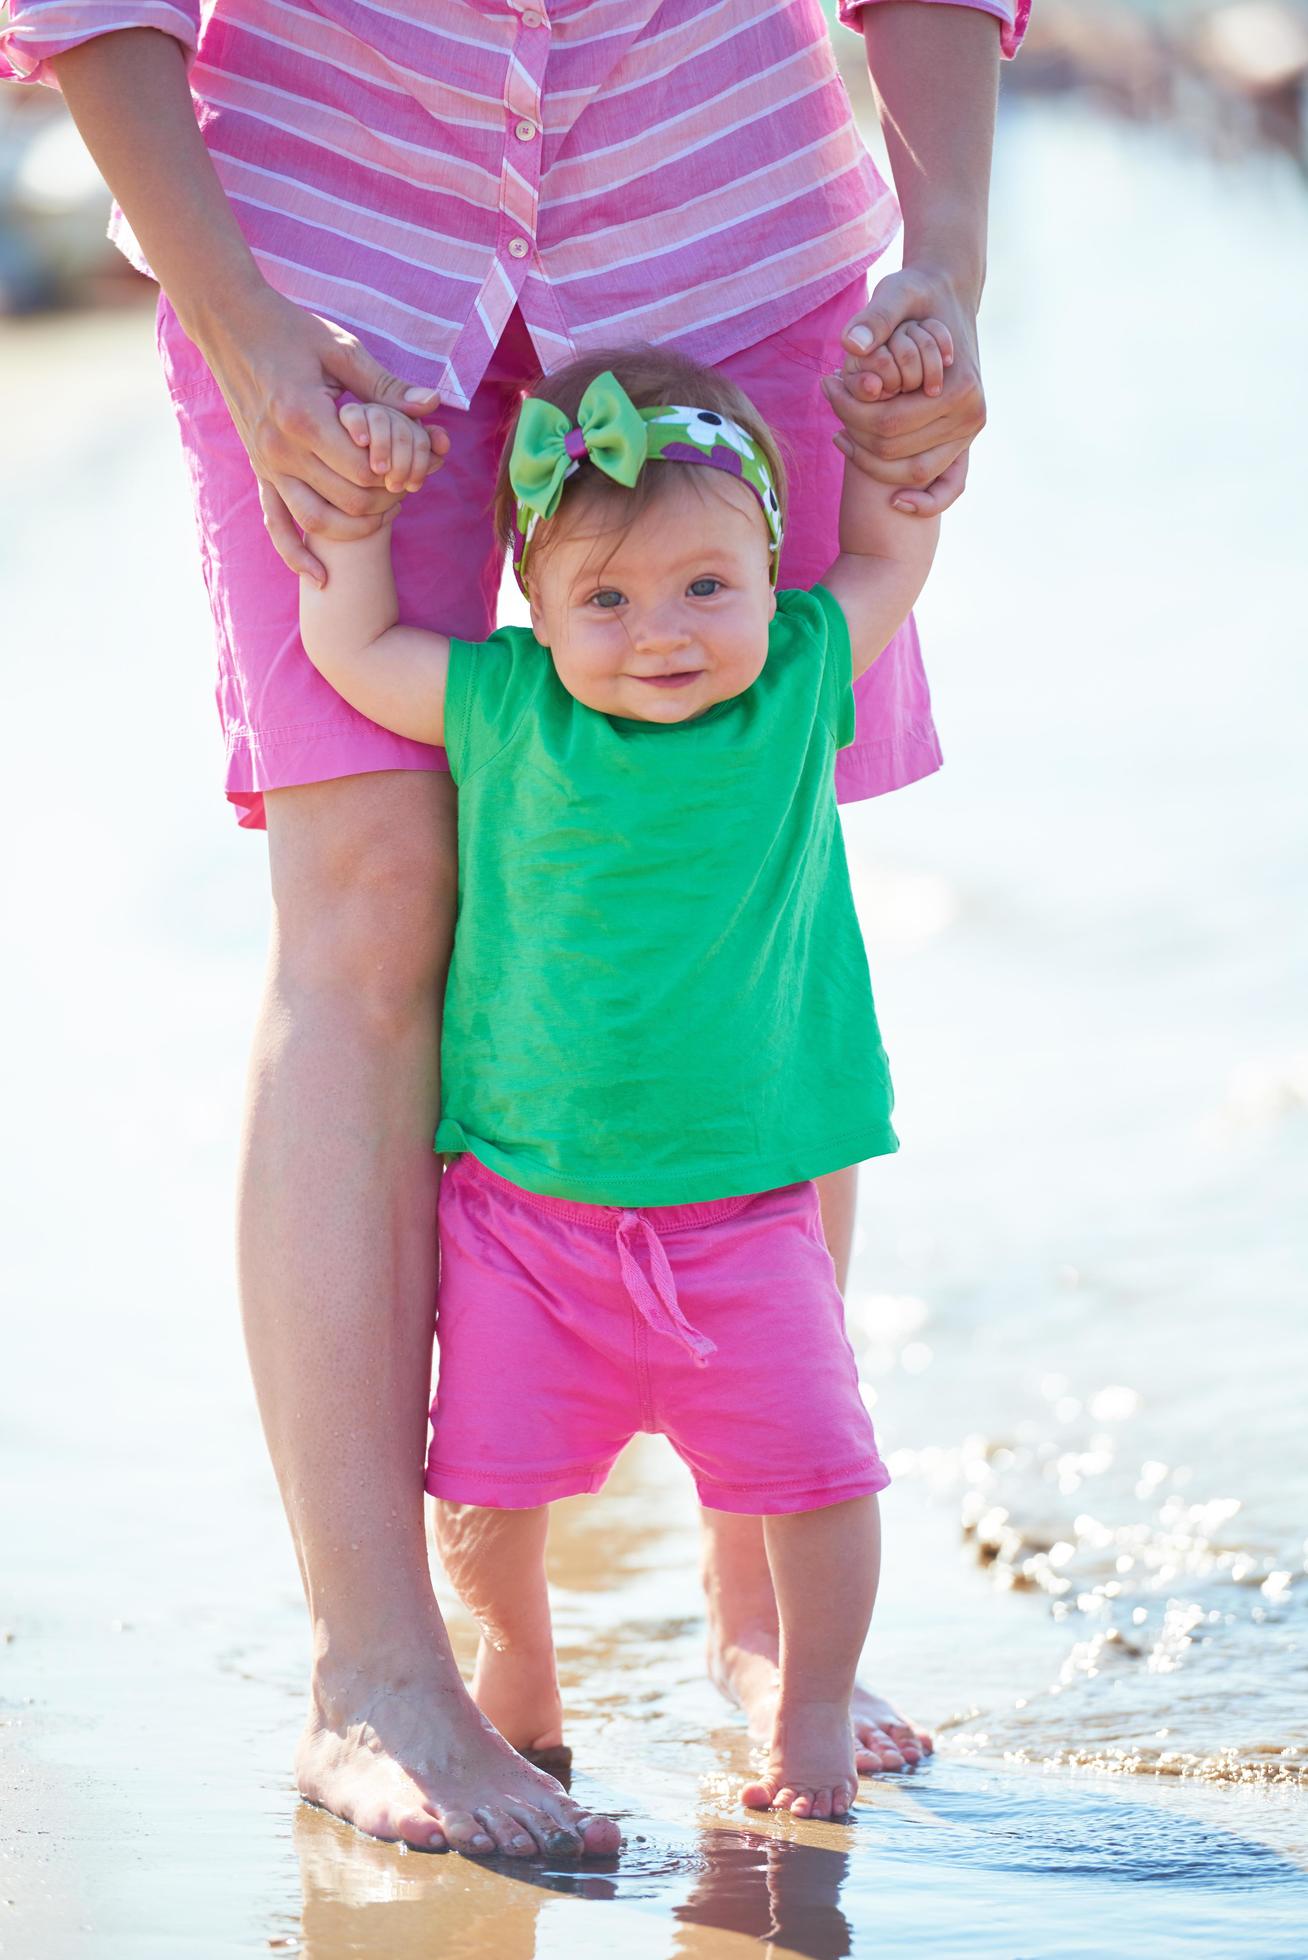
[424,1155,890,1516]
[156,281,942,829]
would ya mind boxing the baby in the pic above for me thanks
[299,335,943,1826]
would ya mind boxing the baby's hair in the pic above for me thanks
[493,344,788,579]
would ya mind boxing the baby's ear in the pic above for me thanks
[528,594,549,647]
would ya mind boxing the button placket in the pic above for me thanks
[499,0,547,275]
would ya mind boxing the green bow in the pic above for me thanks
[508,370,649,521]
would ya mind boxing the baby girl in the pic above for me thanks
[298,334,943,1832]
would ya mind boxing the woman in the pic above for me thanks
[3,0,1027,1860]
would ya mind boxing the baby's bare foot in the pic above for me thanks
[709,1634,932,1774]
[295,1653,619,1860]
[471,1634,565,1757]
[741,1697,859,1819]
[850,1680,933,1772]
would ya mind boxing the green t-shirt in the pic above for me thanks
[435,584,898,1206]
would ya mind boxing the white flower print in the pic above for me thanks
[648,406,757,461]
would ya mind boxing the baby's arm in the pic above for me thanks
[819,425,946,681]
[818,316,952,675]
[299,407,450,744]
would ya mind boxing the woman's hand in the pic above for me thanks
[193,284,449,583]
[825,264,986,517]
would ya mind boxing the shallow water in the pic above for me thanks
[3,98,1307,1956]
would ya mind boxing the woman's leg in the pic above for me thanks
[433,1503,564,1758]
[240,768,617,1858]
[741,1497,881,1819]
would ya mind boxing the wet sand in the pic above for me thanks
[3,98,1308,1957]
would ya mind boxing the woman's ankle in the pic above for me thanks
[308,1617,466,1713]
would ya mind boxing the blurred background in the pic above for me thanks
[2,5,1307,1957]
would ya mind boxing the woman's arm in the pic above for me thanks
[829,2,1004,515]
[50,29,261,346]
[47,29,443,578]
[299,527,451,747]
[858,2,1000,319]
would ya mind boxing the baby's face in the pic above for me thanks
[528,472,776,723]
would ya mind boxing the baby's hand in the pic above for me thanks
[338,400,450,497]
[842,317,954,403]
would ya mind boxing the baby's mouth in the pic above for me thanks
[635,671,702,689]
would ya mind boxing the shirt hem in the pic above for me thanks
[665,247,894,376]
[436,1125,899,1211]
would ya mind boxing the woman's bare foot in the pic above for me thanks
[296,1653,620,1859]
[740,1697,859,1819]
[709,1634,932,1774]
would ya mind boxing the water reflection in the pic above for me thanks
[292,1805,555,1960]
[673,1832,854,1960]
[286,1764,1308,1960]
[289,1805,861,1960]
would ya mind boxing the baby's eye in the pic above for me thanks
[688,577,722,598]
[588,589,625,610]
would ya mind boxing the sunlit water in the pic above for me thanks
[3,99,1307,1956]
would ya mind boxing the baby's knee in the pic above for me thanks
[431,1500,550,1586]
[431,1498,479,1568]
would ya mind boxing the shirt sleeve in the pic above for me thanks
[838,0,1031,62]
[442,627,548,787]
[0,0,201,85]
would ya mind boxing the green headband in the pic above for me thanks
[508,370,783,591]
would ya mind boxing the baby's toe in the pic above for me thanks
[854,1723,906,1773]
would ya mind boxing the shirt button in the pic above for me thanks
[514,118,537,141]
[508,237,530,259]
[522,9,544,25]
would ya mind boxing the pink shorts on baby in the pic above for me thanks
[425,1155,890,1517]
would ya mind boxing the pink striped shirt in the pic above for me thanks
[3,0,1028,407]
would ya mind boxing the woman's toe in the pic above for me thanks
[741,1776,779,1810]
[440,1808,496,1855]
[573,1812,622,1856]
[396,1809,447,1851]
[475,1806,537,1856]
[504,1799,573,1856]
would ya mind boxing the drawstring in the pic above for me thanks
[615,1211,717,1366]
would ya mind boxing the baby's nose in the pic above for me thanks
[633,607,691,651]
